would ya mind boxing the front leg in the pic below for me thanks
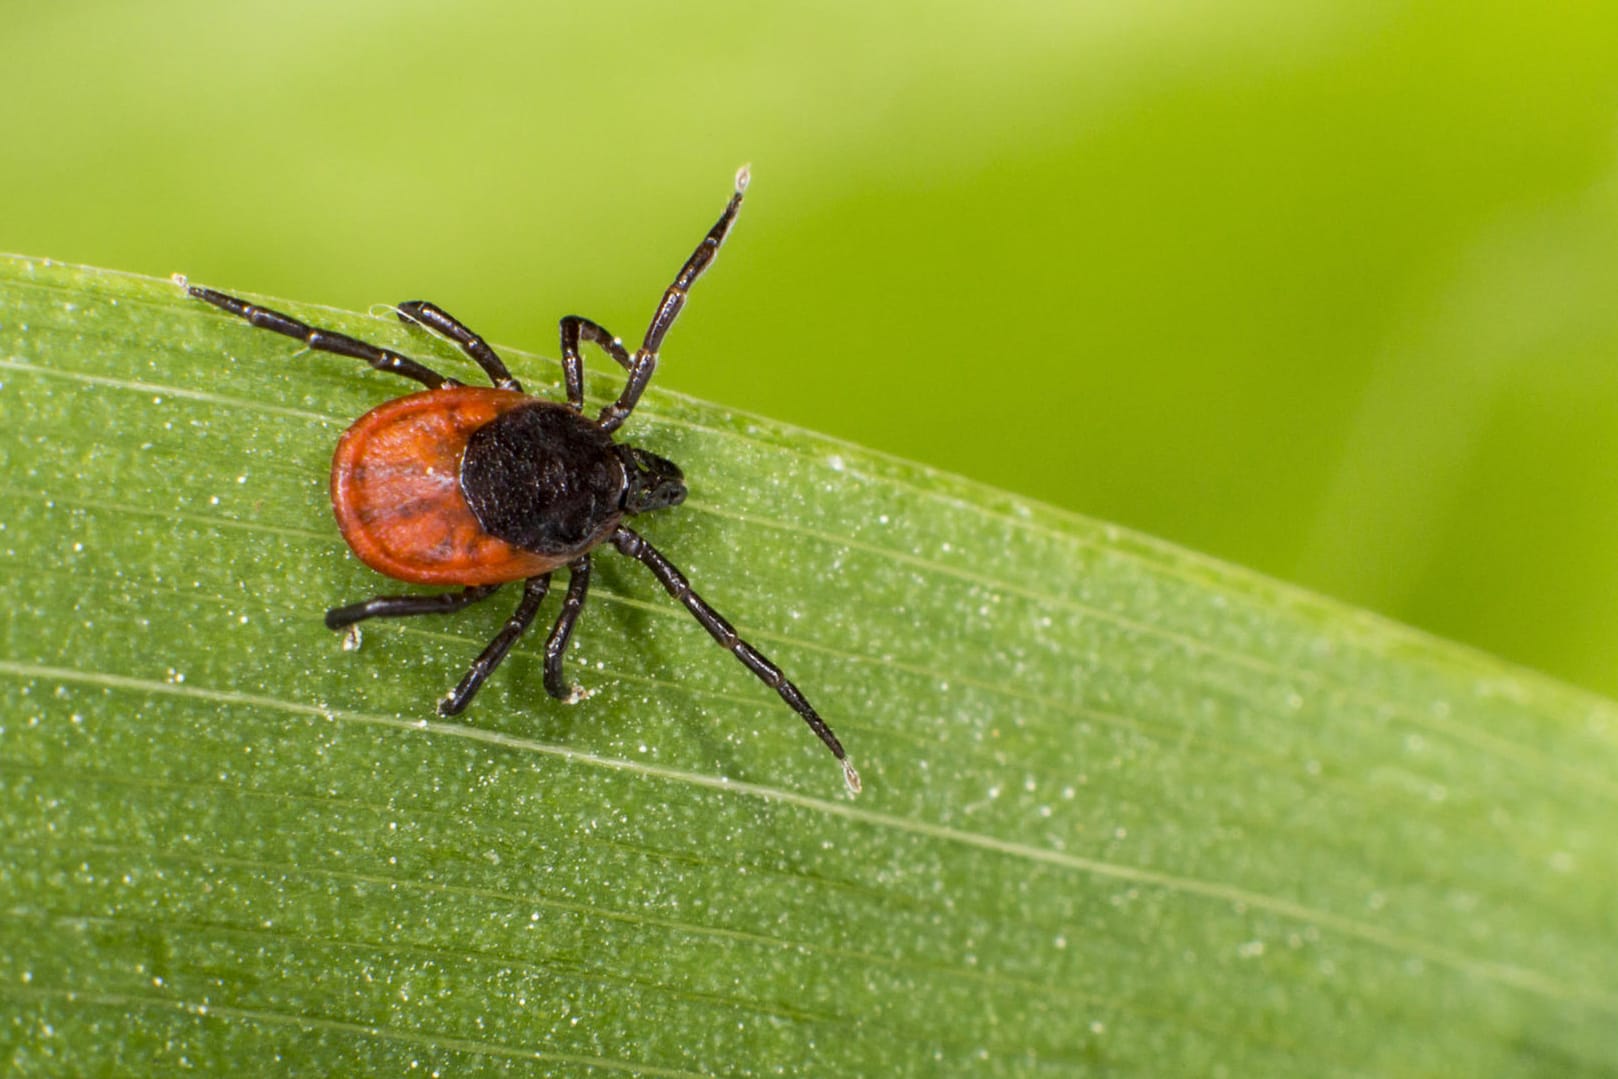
[611,526,859,793]
[597,168,749,433]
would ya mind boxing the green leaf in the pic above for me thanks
[2,255,1615,1074]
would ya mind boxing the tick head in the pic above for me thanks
[620,446,687,515]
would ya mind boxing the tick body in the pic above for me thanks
[189,169,859,793]
[332,388,622,586]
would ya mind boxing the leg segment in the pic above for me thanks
[325,584,500,630]
[597,168,750,433]
[611,526,859,793]
[543,556,592,699]
[396,300,521,392]
[558,316,630,411]
[440,574,552,716]
[188,286,453,389]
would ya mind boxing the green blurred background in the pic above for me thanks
[7,2,1618,699]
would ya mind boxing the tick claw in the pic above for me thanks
[841,759,862,796]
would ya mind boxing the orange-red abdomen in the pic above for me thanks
[331,386,565,585]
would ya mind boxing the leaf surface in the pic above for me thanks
[1,256,1614,1074]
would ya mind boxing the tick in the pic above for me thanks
[188,169,858,793]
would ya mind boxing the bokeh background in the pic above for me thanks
[8,2,1618,699]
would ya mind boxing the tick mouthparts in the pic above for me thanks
[841,758,862,796]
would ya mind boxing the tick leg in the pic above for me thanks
[325,584,501,630]
[542,556,592,700]
[440,574,552,716]
[558,316,630,411]
[597,168,749,434]
[611,526,860,793]
[396,300,522,392]
[188,286,453,389]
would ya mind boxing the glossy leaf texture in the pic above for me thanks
[1,257,1615,1074]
